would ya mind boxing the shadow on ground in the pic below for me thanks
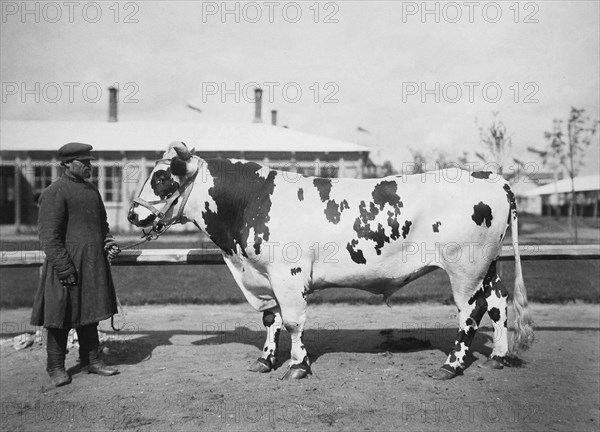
[93,325,550,373]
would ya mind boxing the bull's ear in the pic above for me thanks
[170,156,200,177]
[190,147,196,155]
[170,157,188,176]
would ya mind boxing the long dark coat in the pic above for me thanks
[30,174,118,329]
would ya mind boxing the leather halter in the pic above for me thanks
[132,157,199,238]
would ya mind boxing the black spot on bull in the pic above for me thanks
[202,159,276,257]
[387,211,400,240]
[432,221,442,233]
[471,171,493,179]
[402,220,412,239]
[471,202,493,228]
[151,168,180,199]
[313,179,349,224]
[346,239,366,264]
[372,180,403,211]
[325,199,349,224]
[503,183,518,223]
[353,202,389,255]
[297,188,304,201]
[313,178,332,202]
[483,261,508,298]
[488,307,501,322]
[349,181,403,259]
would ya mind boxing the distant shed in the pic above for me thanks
[523,175,600,217]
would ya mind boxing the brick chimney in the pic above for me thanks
[253,88,262,123]
[108,86,118,122]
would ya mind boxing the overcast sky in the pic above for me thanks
[2,1,599,175]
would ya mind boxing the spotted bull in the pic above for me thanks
[128,142,534,380]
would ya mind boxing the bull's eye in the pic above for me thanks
[150,168,180,199]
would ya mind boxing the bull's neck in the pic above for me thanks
[190,159,277,257]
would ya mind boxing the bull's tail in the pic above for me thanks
[509,210,535,353]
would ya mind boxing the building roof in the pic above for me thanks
[524,175,600,196]
[0,120,370,154]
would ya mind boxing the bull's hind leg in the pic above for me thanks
[248,307,283,373]
[479,261,510,369]
[432,284,488,380]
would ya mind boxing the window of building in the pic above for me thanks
[33,164,53,191]
[320,164,339,178]
[90,166,100,189]
[32,163,58,203]
[104,165,122,202]
[297,166,316,177]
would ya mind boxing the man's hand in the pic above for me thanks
[59,273,77,288]
[106,245,121,260]
[105,241,121,260]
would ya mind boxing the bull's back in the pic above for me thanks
[265,169,511,290]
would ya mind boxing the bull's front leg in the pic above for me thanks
[248,307,282,373]
[280,312,310,379]
[275,284,311,379]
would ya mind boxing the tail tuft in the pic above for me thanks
[507,187,535,353]
[511,268,535,352]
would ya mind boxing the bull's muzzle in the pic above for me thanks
[127,203,156,227]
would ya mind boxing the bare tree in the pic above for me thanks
[533,107,599,243]
[408,147,468,174]
[475,112,516,175]
[380,160,398,177]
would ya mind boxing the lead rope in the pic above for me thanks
[108,234,152,332]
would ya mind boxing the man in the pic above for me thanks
[31,142,121,387]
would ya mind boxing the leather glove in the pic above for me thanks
[59,272,77,288]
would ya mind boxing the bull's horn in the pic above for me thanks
[170,141,192,161]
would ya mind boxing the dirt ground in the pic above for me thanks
[1,303,598,432]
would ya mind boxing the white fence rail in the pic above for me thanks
[1,245,598,267]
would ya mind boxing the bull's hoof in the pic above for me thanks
[281,361,311,380]
[248,356,274,373]
[430,366,458,380]
[478,356,505,370]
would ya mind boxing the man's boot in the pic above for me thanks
[46,328,71,387]
[77,324,119,376]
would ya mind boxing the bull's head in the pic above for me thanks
[128,141,199,232]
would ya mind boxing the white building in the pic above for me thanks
[0,90,370,232]
[523,174,600,217]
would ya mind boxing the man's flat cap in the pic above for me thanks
[58,142,95,162]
